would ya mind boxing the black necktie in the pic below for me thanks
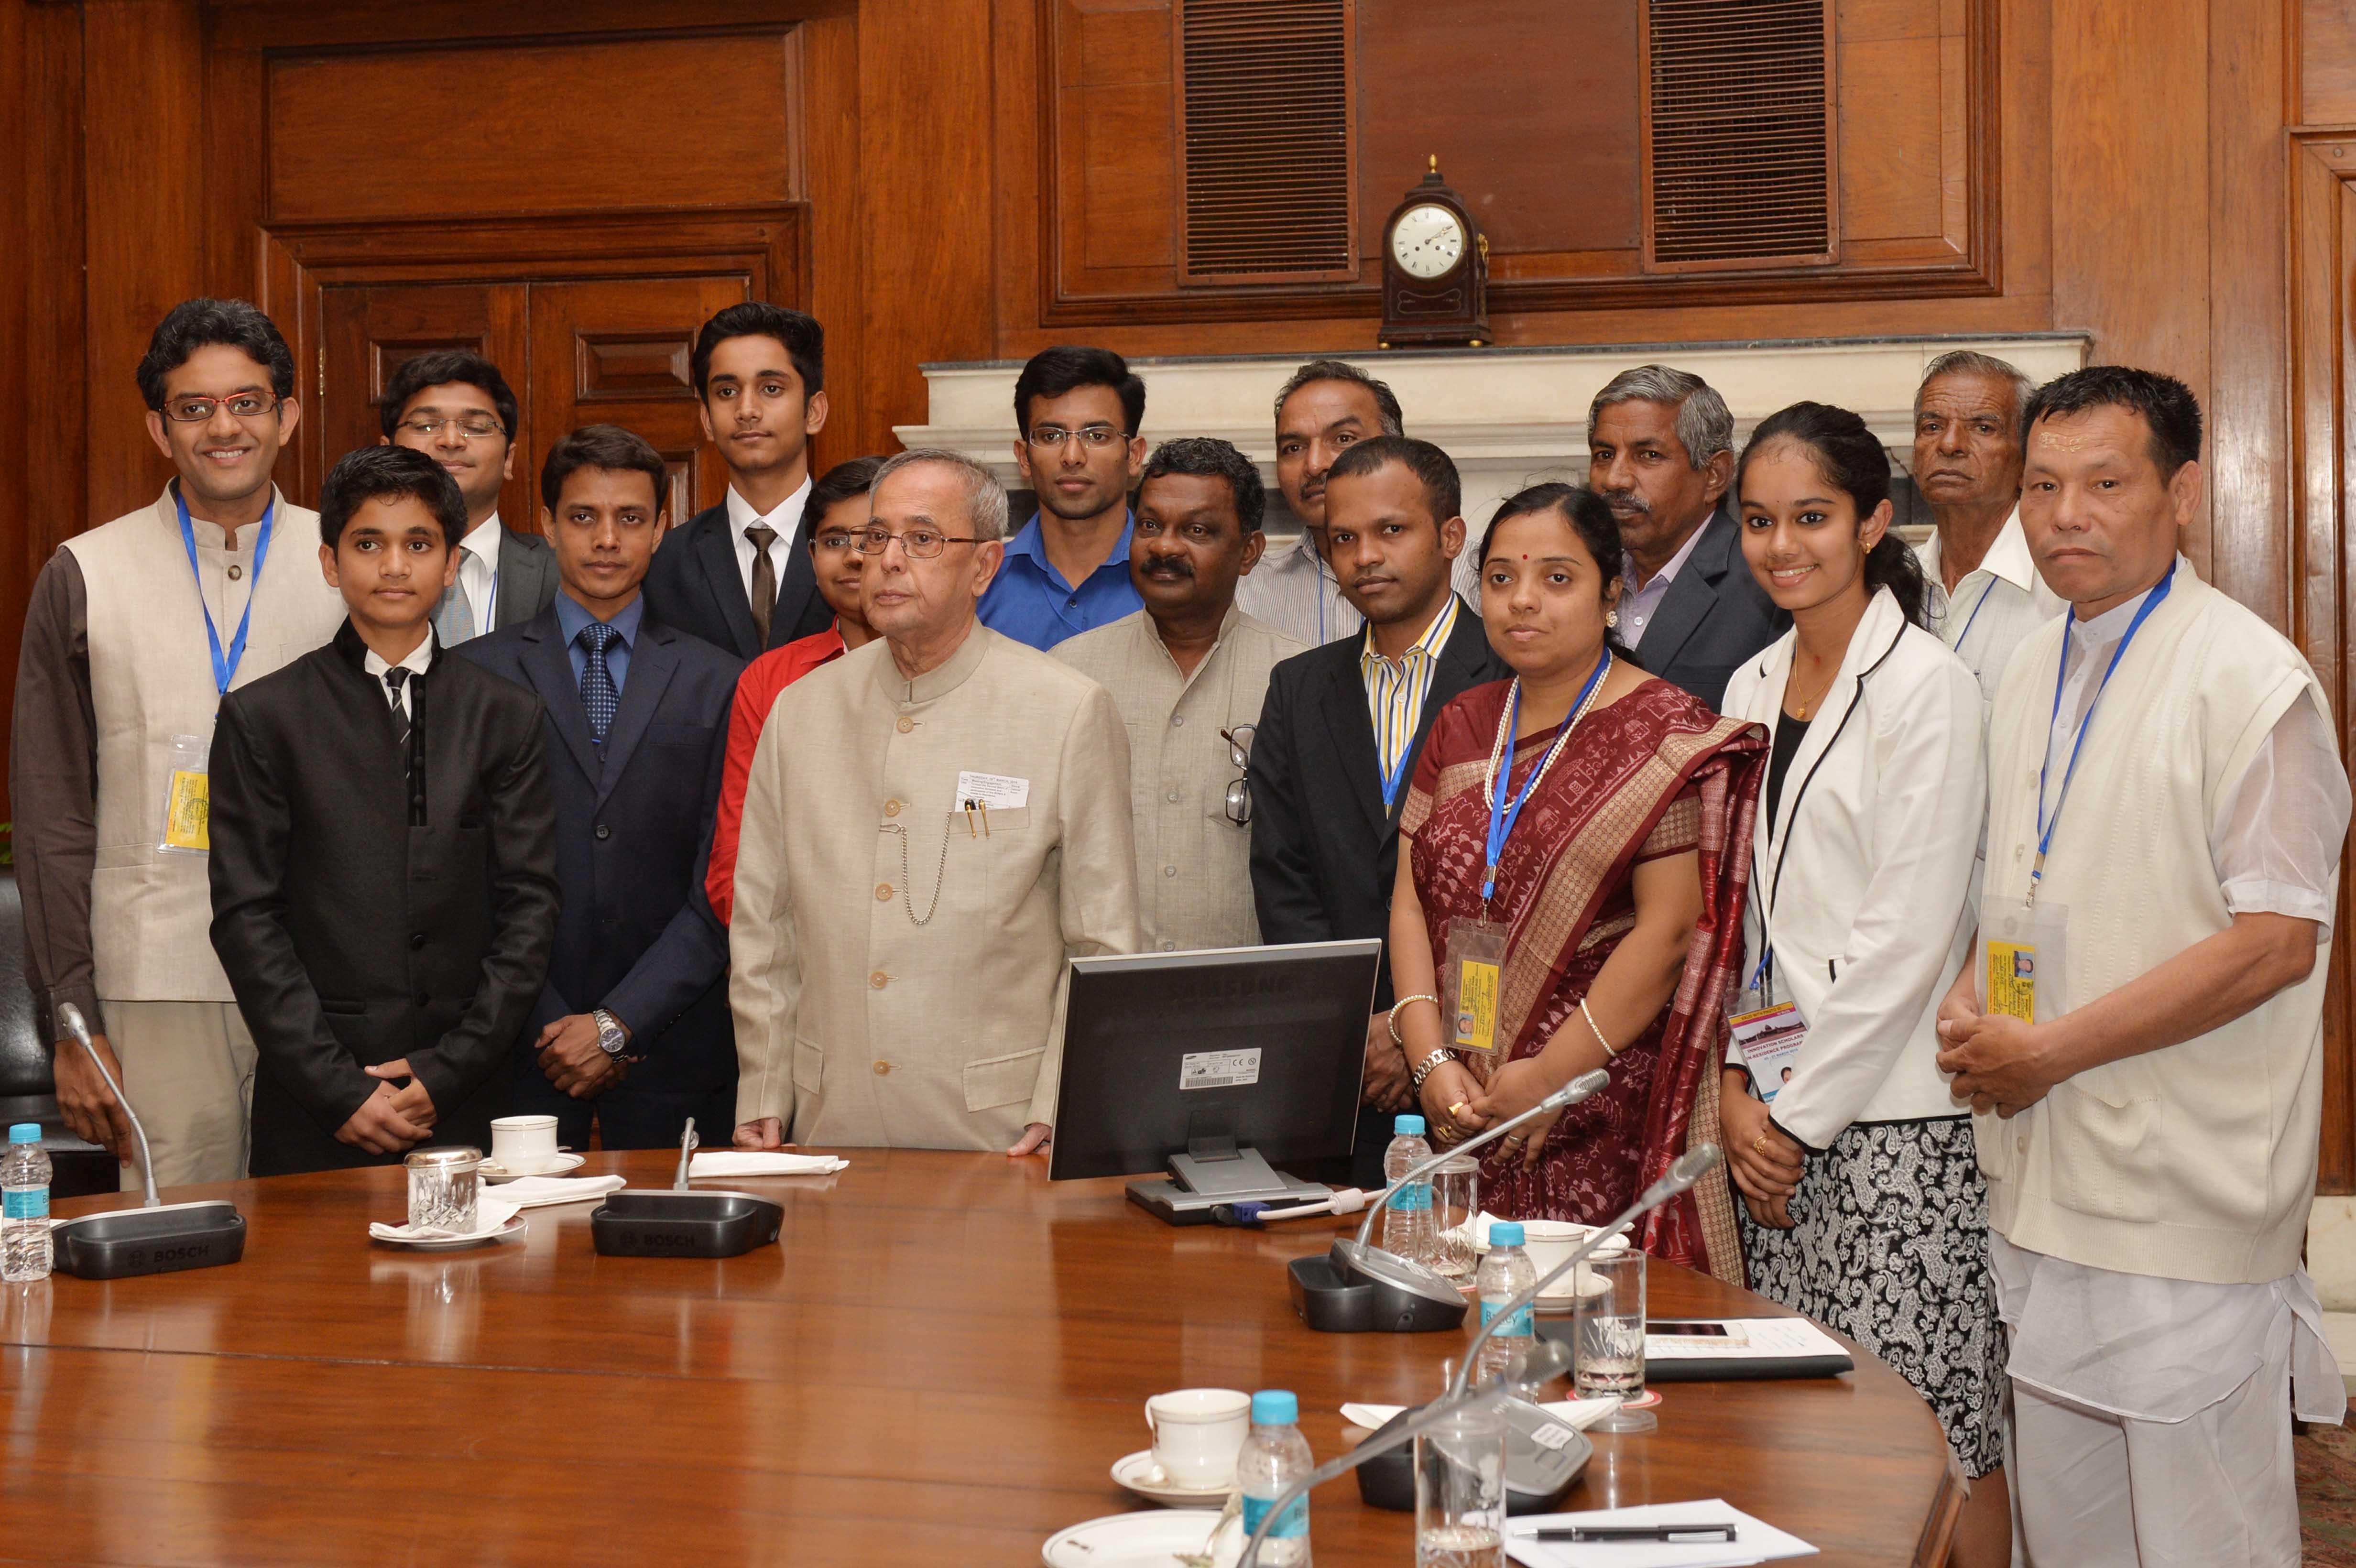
[746,524,778,646]
[382,668,412,750]
[578,621,620,745]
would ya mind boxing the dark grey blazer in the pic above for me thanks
[493,528,560,631]
[1625,507,1789,712]
[639,503,831,660]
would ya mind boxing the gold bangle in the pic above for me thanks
[1580,998,1619,1059]
[1387,993,1441,1047]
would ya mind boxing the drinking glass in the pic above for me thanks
[404,1146,482,1233]
[1431,1155,1479,1280]
[1573,1242,1652,1432]
[1416,1359,1506,1567]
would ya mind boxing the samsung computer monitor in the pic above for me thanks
[1049,938,1381,1224]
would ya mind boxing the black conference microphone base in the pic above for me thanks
[52,1200,247,1280]
[1289,1239,1469,1333]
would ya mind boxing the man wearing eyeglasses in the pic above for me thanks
[378,349,557,643]
[730,448,1140,1155]
[976,346,1148,651]
[1055,438,1303,953]
[11,298,346,1189]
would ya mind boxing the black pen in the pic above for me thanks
[1518,1523,1739,1543]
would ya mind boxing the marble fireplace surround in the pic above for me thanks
[897,333,2093,536]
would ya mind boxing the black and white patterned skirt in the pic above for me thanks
[1739,1117,2005,1478]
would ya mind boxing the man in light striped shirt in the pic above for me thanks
[1235,359,1391,649]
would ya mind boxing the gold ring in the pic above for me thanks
[1752,1133,1772,1156]
[1446,1102,1469,1120]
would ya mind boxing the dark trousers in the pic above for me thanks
[508,1056,736,1151]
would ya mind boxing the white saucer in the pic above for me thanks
[1110,1450,1233,1506]
[1043,1510,1227,1568]
[372,1215,527,1250]
[480,1153,585,1182]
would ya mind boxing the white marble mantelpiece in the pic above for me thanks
[896,333,2091,534]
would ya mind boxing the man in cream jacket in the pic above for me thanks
[730,449,1141,1154]
[1938,367,2348,1566]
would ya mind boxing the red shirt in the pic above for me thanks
[706,625,847,924]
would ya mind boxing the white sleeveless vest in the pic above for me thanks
[1976,560,2335,1285]
[60,487,345,1001]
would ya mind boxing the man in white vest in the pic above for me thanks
[1936,366,2348,1565]
[11,299,345,1188]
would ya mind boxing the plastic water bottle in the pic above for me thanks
[2,1123,53,1284]
[1474,1221,1537,1385]
[1238,1389,1313,1565]
[1382,1113,1437,1265]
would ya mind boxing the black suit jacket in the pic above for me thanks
[456,607,742,1098]
[1249,599,1509,1009]
[640,502,831,660]
[493,527,560,631]
[209,622,560,1175]
[1625,507,1788,712]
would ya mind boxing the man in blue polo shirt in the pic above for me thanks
[978,346,1147,650]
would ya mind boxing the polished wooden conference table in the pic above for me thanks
[0,1151,1953,1565]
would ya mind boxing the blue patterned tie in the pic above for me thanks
[578,620,619,744]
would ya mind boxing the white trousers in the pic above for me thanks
[2010,1356,2300,1568]
[105,999,257,1191]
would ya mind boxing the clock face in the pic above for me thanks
[1390,203,1466,280]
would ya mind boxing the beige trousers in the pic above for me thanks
[102,1000,258,1191]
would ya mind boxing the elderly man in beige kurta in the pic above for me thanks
[731,449,1141,1154]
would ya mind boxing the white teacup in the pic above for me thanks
[1144,1387,1251,1489]
[1520,1220,1611,1300]
[489,1114,560,1173]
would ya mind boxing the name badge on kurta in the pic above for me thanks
[1984,899,2070,1023]
[156,733,212,855]
[1441,916,1507,1054]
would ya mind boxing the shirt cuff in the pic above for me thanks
[2221,877,2334,938]
[41,985,104,1044]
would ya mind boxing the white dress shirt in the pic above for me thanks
[362,635,435,719]
[725,479,812,607]
[1617,514,1710,650]
[1914,506,2067,708]
[454,515,504,635]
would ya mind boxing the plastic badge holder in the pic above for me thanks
[589,1119,784,1260]
[1352,1398,1590,1513]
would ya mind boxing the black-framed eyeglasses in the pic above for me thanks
[810,529,866,554]
[397,413,505,441]
[1222,724,1255,827]
[1024,424,1127,451]
[856,525,983,559]
[160,392,283,424]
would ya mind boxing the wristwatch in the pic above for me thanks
[591,1008,630,1059]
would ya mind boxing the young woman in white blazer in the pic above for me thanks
[1715,403,2007,1566]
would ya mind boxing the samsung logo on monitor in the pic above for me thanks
[1159,971,1294,1003]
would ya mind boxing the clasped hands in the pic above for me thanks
[1719,1083,1802,1230]
[1417,1056,1564,1172]
[1933,975,2062,1119]
[337,1058,438,1155]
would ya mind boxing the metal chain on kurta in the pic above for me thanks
[883,820,952,926]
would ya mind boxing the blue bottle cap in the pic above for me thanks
[7,1124,40,1146]
[1252,1389,1298,1426]
[1395,1114,1426,1136]
[1490,1222,1525,1247]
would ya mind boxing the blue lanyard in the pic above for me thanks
[2031,562,2175,898]
[1482,652,1610,902]
[1952,577,1999,655]
[176,489,276,696]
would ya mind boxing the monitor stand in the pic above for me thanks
[1125,1135,1333,1226]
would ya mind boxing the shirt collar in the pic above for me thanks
[725,479,813,533]
[1004,511,1136,579]
[362,635,435,680]
[1624,513,1711,590]
[1362,593,1460,673]
[554,588,644,648]
[873,618,993,706]
[1145,601,1242,678]
[1920,505,2038,594]
[2068,568,2175,645]
[458,514,505,561]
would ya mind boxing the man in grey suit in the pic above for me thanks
[1587,364,1786,710]
[381,349,558,641]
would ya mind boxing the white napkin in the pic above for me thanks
[687,1151,849,1178]
[370,1193,522,1243]
[1340,1396,1620,1433]
[492,1174,625,1209]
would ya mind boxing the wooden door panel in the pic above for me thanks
[319,282,533,530]
[525,275,750,527]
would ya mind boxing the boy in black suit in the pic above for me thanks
[459,425,743,1149]
[209,446,559,1175]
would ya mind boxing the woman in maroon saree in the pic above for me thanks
[1388,484,1767,1280]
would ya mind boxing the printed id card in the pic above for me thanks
[1983,898,2069,1023]
[157,733,212,856]
[1725,988,1808,1102]
[1441,916,1508,1055]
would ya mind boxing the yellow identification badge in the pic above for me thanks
[1442,916,1508,1054]
[1985,939,2037,1022]
[156,733,214,856]
[1983,898,2069,1024]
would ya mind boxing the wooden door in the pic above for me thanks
[319,282,533,527]
[525,275,750,527]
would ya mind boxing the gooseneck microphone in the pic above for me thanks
[46,1003,247,1278]
[1449,1142,1726,1400]
[1233,1339,1579,1568]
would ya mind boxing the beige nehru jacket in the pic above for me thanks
[1054,605,1304,952]
[731,625,1142,1149]
[61,487,345,1001]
